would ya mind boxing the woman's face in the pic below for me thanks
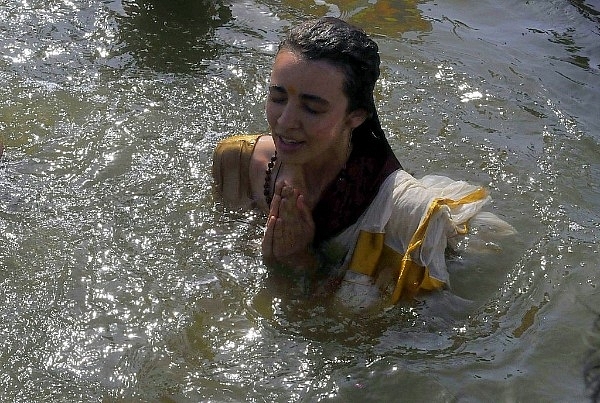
[266,50,366,167]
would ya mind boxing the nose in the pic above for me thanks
[276,102,300,130]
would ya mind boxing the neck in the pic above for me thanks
[281,144,351,209]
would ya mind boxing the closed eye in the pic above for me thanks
[269,95,287,104]
[302,103,322,114]
[268,86,287,104]
[268,85,329,114]
[301,94,328,114]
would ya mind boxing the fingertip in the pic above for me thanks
[275,179,288,192]
[297,193,307,207]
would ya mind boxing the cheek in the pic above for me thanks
[265,102,278,125]
[311,117,344,137]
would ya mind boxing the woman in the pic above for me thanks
[213,17,513,308]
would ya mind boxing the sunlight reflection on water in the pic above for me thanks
[0,0,599,401]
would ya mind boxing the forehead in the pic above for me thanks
[270,50,346,96]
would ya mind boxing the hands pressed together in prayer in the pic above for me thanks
[262,180,318,273]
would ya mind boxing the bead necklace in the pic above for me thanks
[264,152,278,206]
[264,151,350,207]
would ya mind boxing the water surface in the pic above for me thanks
[1,0,599,401]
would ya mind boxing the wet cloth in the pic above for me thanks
[212,134,514,307]
[325,171,514,308]
[212,134,261,208]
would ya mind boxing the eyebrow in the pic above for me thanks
[269,85,330,106]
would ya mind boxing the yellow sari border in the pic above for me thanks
[348,187,488,304]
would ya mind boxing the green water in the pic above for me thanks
[1,0,599,401]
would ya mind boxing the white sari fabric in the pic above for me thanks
[320,170,515,309]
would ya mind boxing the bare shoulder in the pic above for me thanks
[212,134,274,209]
[250,135,275,169]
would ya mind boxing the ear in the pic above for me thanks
[347,108,368,129]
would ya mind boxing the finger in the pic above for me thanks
[273,179,286,197]
[262,214,276,265]
[280,186,301,218]
[296,194,315,230]
[271,217,288,256]
[278,194,295,220]
[281,183,294,199]
[281,196,296,218]
[263,215,275,247]
[269,192,281,217]
[273,216,285,239]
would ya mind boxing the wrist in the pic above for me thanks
[271,247,318,274]
[292,247,319,272]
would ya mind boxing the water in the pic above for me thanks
[0,0,599,401]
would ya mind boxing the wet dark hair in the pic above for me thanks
[278,17,386,142]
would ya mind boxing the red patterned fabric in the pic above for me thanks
[312,137,402,245]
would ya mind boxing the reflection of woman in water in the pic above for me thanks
[213,17,513,308]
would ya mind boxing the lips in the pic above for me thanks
[275,135,305,152]
[280,136,301,144]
